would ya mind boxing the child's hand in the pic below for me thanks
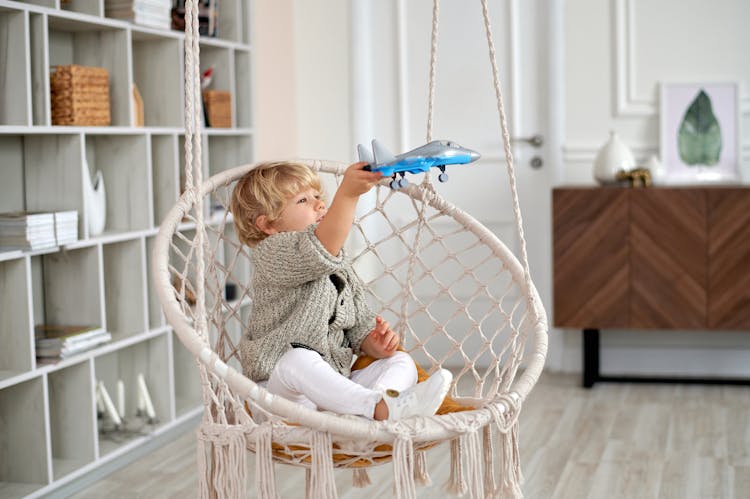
[361,316,399,359]
[338,162,383,199]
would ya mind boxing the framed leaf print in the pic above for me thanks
[660,82,741,184]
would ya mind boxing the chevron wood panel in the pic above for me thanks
[553,188,629,328]
[629,189,707,329]
[708,189,750,329]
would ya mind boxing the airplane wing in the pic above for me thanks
[372,139,396,166]
[357,143,374,164]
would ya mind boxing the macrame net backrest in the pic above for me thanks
[153,0,548,497]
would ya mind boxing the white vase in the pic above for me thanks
[645,154,667,185]
[593,131,636,184]
[84,164,106,236]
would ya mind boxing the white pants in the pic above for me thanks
[266,348,417,419]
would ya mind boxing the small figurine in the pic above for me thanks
[615,167,652,188]
[358,139,481,189]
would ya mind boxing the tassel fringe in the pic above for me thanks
[483,425,497,497]
[310,431,338,499]
[256,424,278,499]
[414,450,432,486]
[498,422,524,499]
[197,425,247,498]
[352,468,372,488]
[444,437,467,496]
[393,435,416,499]
[465,430,484,499]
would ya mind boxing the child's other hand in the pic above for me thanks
[362,316,399,359]
[338,162,383,198]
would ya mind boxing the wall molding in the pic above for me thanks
[564,141,750,163]
[614,0,750,117]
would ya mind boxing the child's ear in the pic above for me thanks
[255,215,277,235]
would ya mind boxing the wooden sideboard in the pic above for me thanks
[553,187,750,386]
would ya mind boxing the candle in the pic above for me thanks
[137,373,156,420]
[117,380,125,418]
[97,381,122,426]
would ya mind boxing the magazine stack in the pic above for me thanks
[105,0,172,30]
[0,212,57,251]
[35,325,112,361]
[54,210,78,245]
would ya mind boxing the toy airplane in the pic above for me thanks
[358,139,481,189]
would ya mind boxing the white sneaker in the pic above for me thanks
[383,369,452,421]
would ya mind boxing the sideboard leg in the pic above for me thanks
[582,328,600,388]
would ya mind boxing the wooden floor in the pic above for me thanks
[70,373,750,498]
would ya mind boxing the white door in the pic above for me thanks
[351,0,563,370]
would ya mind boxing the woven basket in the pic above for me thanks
[202,90,232,127]
[51,65,111,126]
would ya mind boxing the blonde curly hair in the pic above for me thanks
[230,161,322,247]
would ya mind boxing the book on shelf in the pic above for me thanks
[171,0,218,37]
[53,210,78,245]
[35,325,112,359]
[0,211,57,251]
[106,0,172,30]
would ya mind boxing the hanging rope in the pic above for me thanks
[479,0,534,299]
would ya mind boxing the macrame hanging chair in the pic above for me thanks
[153,0,548,497]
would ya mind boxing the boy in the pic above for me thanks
[231,160,451,420]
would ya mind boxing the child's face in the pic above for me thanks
[269,186,326,233]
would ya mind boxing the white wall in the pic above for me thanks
[259,0,750,377]
[254,0,298,159]
[561,0,750,377]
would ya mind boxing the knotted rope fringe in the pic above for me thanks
[414,450,432,486]
[309,431,338,499]
[483,425,496,497]
[466,430,484,499]
[196,424,247,498]
[444,437,467,496]
[352,468,372,488]
[488,398,524,498]
[255,424,278,499]
[393,435,416,499]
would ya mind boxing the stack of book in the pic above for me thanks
[35,325,112,360]
[106,0,172,30]
[53,210,78,245]
[0,212,57,251]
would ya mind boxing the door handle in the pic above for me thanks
[511,134,544,148]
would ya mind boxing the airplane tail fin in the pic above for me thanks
[372,139,396,166]
[357,143,374,165]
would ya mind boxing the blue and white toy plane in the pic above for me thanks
[358,139,481,189]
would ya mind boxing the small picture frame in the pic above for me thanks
[659,82,741,184]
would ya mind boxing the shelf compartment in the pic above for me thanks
[233,49,252,128]
[145,236,165,330]
[0,376,49,498]
[23,134,86,238]
[207,134,252,177]
[102,239,148,339]
[172,330,201,417]
[0,8,31,126]
[0,258,34,383]
[151,134,179,228]
[0,136,26,213]
[200,45,233,124]
[33,246,103,340]
[48,360,96,480]
[47,15,130,126]
[61,0,104,17]
[94,333,171,457]
[29,12,51,126]
[217,0,245,44]
[131,32,183,127]
[85,134,152,233]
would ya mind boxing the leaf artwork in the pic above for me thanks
[677,89,722,166]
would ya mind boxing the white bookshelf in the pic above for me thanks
[0,0,255,496]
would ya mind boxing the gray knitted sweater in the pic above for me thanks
[240,224,376,382]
